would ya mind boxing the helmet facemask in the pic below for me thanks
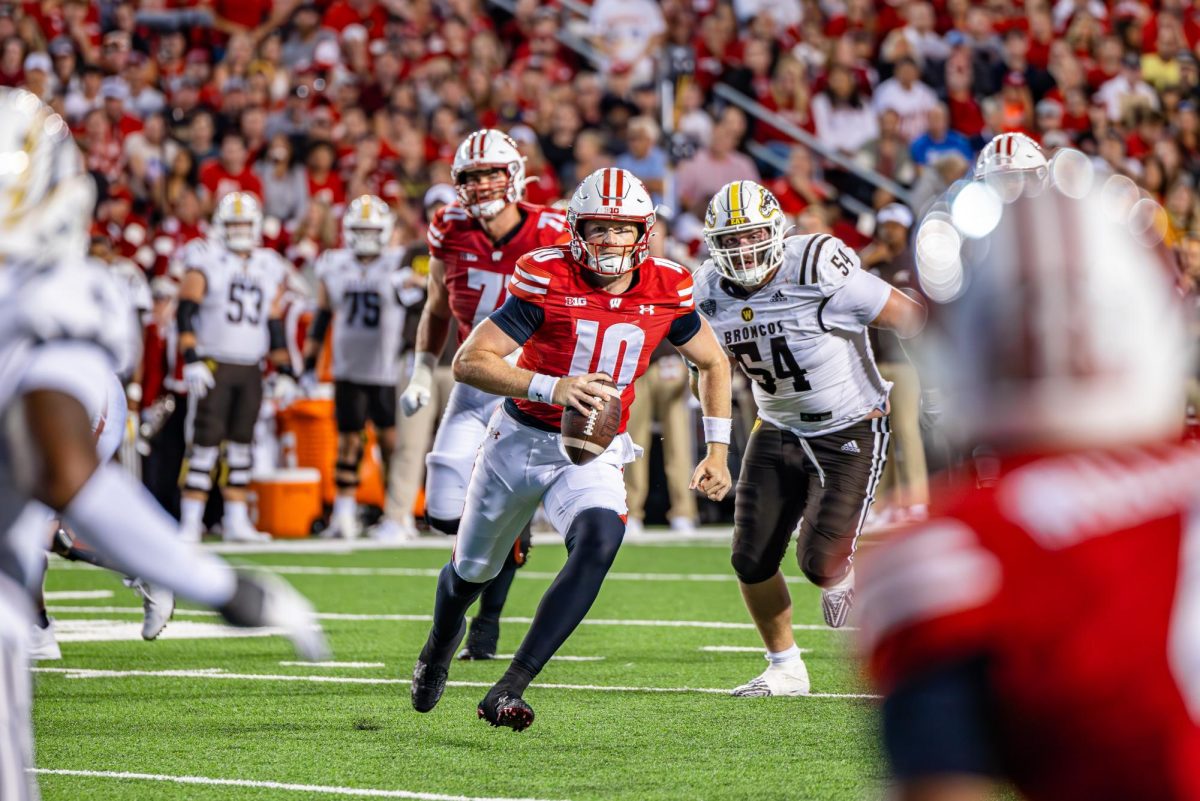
[346,224,385,257]
[705,217,786,286]
[215,192,262,253]
[454,166,516,219]
[572,218,649,276]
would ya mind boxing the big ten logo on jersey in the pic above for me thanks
[226,277,264,325]
[567,318,645,390]
[343,283,381,328]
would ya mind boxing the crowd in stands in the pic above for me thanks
[5,0,1199,524]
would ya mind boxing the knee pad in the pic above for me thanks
[426,515,460,536]
[184,444,219,492]
[731,551,780,585]
[564,508,625,567]
[224,441,252,489]
[796,532,850,588]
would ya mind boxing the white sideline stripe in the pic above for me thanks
[43,590,113,600]
[699,646,812,654]
[45,606,854,632]
[32,667,878,699]
[279,661,385,668]
[29,769,567,801]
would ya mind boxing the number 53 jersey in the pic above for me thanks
[180,239,289,366]
[694,234,893,438]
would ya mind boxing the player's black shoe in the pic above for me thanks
[411,624,465,713]
[458,616,499,660]
[477,686,534,732]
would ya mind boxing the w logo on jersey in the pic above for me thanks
[741,307,754,322]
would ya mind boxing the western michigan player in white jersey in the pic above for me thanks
[305,195,424,541]
[176,191,292,543]
[693,181,925,697]
[0,88,328,800]
[399,129,569,660]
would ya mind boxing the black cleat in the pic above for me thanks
[411,625,466,713]
[458,617,499,660]
[477,687,535,732]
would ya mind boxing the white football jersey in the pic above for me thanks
[314,248,421,385]
[181,239,288,366]
[694,234,894,437]
[103,256,152,379]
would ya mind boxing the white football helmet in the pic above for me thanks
[214,191,262,253]
[343,194,393,257]
[917,175,1189,451]
[0,88,96,264]
[567,167,656,276]
[975,132,1048,200]
[451,129,526,219]
[703,180,787,286]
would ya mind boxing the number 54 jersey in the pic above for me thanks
[694,234,894,438]
[180,239,289,366]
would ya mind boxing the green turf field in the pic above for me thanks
[35,534,882,801]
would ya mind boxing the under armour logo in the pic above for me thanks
[490,428,501,440]
[639,305,655,315]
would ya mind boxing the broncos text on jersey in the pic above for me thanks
[427,201,568,344]
[497,245,701,432]
[694,234,893,437]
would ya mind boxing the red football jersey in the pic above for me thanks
[506,246,698,432]
[859,443,1200,801]
[428,201,569,344]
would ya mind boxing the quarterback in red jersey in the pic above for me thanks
[398,128,568,659]
[858,174,1200,801]
[410,167,733,731]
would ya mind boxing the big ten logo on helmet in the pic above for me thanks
[741,307,754,322]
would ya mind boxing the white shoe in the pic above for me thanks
[179,519,204,544]
[127,578,175,640]
[821,570,855,629]
[669,516,697,536]
[30,621,61,661]
[625,518,644,537]
[223,520,271,543]
[731,659,811,697]
[369,517,417,542]
[326,510,361,540]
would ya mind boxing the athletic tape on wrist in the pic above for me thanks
[702,416,733,444]
[527,373,560,405]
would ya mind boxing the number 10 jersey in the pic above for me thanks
[694,234,893,438]
[181,239,289,366]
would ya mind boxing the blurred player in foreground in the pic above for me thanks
[0,89,328,801]
[859,159,1200,801]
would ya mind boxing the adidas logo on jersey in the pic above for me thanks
[840,440,861,454]
[769,290,787,303]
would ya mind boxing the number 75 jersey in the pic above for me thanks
[180,238,289,366]
[694,234,894,438]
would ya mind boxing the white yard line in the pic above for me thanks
[232,564,811,584]
[699,646,812,654]
[29,769,569,801]
[279,661,386,668]
[45,605,854,632]
[43,590,114,600]
[32,666,878,699]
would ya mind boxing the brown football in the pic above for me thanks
[561,378,622,466]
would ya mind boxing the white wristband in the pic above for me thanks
[702,416,732,444]
[527,372,560,404]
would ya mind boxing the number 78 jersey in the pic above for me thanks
[693,234,894,437]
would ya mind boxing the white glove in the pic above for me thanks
[299,370,319,397]
[400,352,436,417]
[183,360,215,399]
[273,374,299,407]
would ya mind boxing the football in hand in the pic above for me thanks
[561,378,622,466]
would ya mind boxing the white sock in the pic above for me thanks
[826,568,855,592]
[766,645,801,666]
[180,497,204,528]
[224,500,250,528]
[333,495,356,519]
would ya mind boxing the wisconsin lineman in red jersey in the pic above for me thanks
[410,167,734,731]
[858,176,1200,801]
[398,129,568,659]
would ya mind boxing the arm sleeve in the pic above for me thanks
[667,310,702,346]
[818,269,892,333]
[489,294,545,345]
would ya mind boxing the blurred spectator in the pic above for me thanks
[256,134,308,228]
[588,0,666,84]
[910,151,970,214]
[873,56,939,142]
[768,147,832,218]
[1096,52,1160,122]
[199,132,264,209]
[910,103,974,166]
[812,63,880,155]
[615,116,668,207]
[675,120,761,213]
